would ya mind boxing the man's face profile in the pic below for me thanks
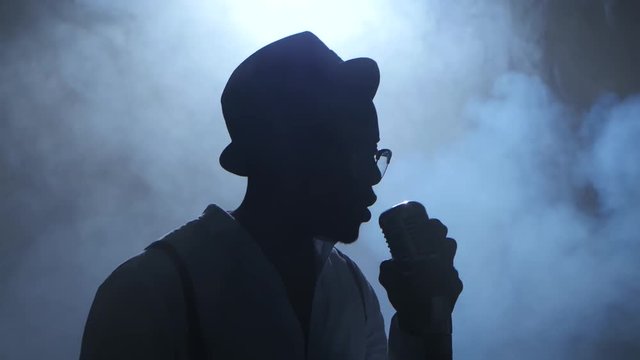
[303,116,381,244]
[220,32,384,244]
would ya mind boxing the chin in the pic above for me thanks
[336,235,360,244]
[321,222,363,244]
[313,208,369,244]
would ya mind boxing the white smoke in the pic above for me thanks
[352,71,640,359]
[417,74,638,359]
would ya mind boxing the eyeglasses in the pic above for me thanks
[375,148,392,179]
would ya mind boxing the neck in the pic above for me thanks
[232,177,313,249]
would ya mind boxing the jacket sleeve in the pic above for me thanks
[345,256,428,360]
[79,256,174,360]
[362,281,428,360]
[388,313,428,360]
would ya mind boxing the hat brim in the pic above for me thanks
[335,57,380,99]
[220,57,380,177]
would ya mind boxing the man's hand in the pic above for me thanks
[378,218,463,337]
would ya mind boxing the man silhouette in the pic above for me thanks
[80,32,462,360]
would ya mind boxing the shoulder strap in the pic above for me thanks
[146,240,207,360]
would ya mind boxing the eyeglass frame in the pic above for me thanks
[375,148,392,179]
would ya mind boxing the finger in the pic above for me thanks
[425,219,448,253]
[449,269,463,307]
[454,270,463,294]
[379,259,395,272]
[442,237,458,265]
[426,218,448,240]
[378,259,397,289]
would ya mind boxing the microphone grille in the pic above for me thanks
[379,201,429,261]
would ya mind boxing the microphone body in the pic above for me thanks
[379,201,453,359]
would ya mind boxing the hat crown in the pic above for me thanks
[219,32,380,176]
[221,32,341,126]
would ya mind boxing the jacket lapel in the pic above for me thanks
[166,205,306,359]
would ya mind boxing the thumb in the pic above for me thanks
[378,259,398,290]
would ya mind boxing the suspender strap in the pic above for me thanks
[146,240,207,360]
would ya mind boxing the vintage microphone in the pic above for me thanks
[379,201,453,360]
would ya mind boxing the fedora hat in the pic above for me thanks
[220,31,380,176]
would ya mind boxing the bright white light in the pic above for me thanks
[219,0,386,53]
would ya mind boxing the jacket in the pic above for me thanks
[80,204,426,359]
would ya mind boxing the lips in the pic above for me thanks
[361,208,372,222]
